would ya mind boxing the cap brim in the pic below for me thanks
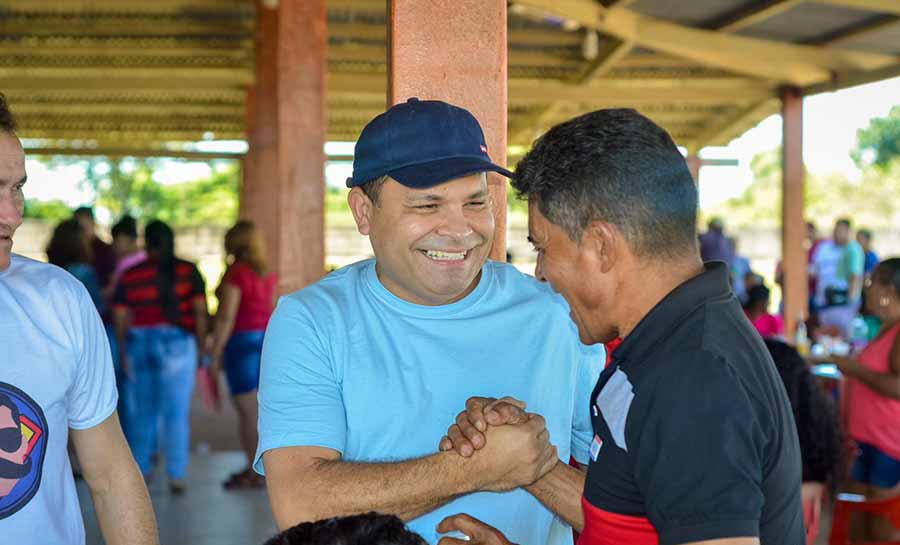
[387,157,513,189]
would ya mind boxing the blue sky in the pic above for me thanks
[22,76,900,219]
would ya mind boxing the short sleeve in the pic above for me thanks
[571,343,605,464]
[225,263,250,291]
[66,280,118,430]
[254,294,347,474]
[630,353,765,545]
[846,243,865,276]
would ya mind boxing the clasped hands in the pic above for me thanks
[432,397,558,545]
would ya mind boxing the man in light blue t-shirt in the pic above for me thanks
[256,98,603,545]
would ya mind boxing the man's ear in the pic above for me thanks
[584,220,619,274]
[348,187,374,236]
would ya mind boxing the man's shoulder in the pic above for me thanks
[7,254,81,293]
[278,259,370,310]
[485,260,564,302]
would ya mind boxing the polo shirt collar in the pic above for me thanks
[612,261,733,367]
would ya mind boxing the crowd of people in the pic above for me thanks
[2,89,900,545]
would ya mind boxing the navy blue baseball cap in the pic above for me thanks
[347,98,513,189]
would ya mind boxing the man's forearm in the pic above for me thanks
[525,461,586,531]
[277,450,479,526]
[90,459,159,545]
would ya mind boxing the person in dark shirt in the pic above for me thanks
[112,220,208,494]
[442,109,804,545]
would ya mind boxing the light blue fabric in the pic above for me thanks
[256,259,603,545]
[126,325,197,480]
[66,263,106,316]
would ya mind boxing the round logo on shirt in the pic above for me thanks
[0,382,48,520]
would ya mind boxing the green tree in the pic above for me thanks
[853,105,900,170]
[23,199,72,221]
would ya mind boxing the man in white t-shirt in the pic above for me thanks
[0,93,158,545]
[811,218,865,336]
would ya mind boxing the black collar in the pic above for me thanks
[612,261,733,367]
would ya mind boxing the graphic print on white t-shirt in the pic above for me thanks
[0,382,48,519]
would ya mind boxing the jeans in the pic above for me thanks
[126,325,197,480]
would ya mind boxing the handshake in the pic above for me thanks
[438,397,559,493]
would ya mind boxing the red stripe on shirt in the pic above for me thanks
[578,497,659,545]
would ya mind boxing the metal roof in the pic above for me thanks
[2,0,898,157]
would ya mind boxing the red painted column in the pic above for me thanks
[244,0,326,293]
[388,0,508,260]
[781,87,808,338]
[686,154,701,184]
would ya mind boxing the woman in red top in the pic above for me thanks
[208,220,277,489]
[829,257,900,541]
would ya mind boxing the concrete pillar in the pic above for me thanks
[243,0,326,293]
[388,0,508,261]
[781,87,808,338]
[686,154,701,184]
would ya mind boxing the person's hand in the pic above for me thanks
[801,482,825,532]
[833,355,858,375]
[437,514,516,545]
[439,396,528,457]
[467,413,558,492]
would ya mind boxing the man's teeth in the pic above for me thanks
[424,250,466,261]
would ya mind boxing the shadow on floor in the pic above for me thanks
[78,451,278,545]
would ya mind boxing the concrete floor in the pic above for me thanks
[78,450,278,545]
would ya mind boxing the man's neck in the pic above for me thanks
[614,257,705,340]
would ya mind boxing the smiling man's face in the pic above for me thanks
[0,131,26,272]
[351,173,495,306]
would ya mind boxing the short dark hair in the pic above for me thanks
[873,257,900,297]
[360,175,388,206]
[513,108,698,259]
[836,218,851,229]
[73,206,94,221]
[264,513,427,545]
[743,284,771,311]
[857,228,872,241]
[0,93,16,133]
[46,219,91,269]
[111,215,138,239]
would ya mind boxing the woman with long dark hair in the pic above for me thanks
[46,218,104,315]
[112,220,208,493]
[207,220,277,489]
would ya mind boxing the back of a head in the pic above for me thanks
[144,220,174,254]
[744,284,770,311]
[112,215,138,240]
[873,257,900,295]
[0,93,16,134]
[225,219,268,275]
[73,206,94,221]
[46,219,89,269]
[513,108,698,261]
[264,513,427,545]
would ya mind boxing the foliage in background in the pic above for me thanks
[25,156,240,227]
[853,105,900,170]
[24,199,72,221]
[707,106,900,229]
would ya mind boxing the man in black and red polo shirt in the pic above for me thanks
[441,109,804,545]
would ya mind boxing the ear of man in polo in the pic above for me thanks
[346,97,512,189]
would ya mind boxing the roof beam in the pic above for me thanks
[812,0,900,15]
[23,146,244,160]
[571,36,634,83]
[709,0,805,32]
[689,99,780,151]
[0,0,250,12]
[329,73,776,103]
[512,0,900,85]
[0,67,252,90]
